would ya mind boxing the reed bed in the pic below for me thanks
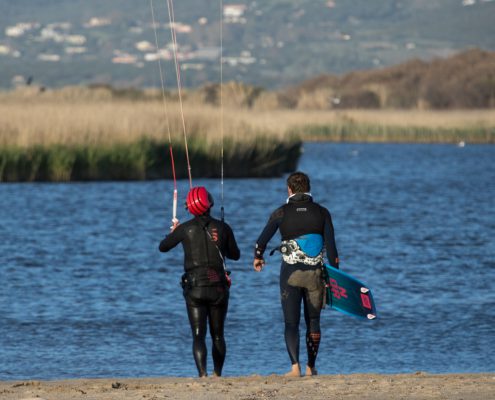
[2,87,494,146]
[0,90,301,182]
[0,138,300,182]
[295,123,495,143]
[1,86,494,181]
[310,110,495,143]
[0,101,286,147]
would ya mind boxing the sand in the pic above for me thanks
[1,373,494,400]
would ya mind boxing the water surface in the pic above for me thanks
[1,143,494,379]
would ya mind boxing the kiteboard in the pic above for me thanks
[324,264,377,320]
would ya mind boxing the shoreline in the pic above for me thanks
[1,373,494,400]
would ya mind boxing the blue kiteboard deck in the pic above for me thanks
[324,264,377,320]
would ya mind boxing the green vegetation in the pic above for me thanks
[0,138,302,182]
[294,124,495,144]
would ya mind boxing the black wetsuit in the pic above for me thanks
[159,213,240,377]
[254,193,339,368]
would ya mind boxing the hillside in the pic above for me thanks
[280,49,495,109]
[0,0,495,89]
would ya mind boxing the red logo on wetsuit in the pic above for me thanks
[207,268,221,283]
[328,278,347,299]
[211,228,219,242]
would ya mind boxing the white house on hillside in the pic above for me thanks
[84,17,111,28]
[223,4,247,23]
[5,22,40,37]
[135,41,155,52]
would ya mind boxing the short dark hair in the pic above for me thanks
[287,171,310,193]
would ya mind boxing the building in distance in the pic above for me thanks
[84,17,112,28]
[6,22,40,37]
[223,4,247,24]
[135,41,155,52]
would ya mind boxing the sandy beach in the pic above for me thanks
[1,373,494,400]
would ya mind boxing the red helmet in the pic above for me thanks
[186,186,213,216]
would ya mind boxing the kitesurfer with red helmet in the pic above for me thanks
[253,172,339,377]
[159,186,240,377]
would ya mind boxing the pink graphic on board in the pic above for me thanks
[328,278,348,299]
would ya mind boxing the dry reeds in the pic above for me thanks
[0,86,289,147]
[1,84,494,182]
[0,86,301,182]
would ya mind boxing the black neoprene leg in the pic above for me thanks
[208,299,228,376]
[284,320,300,365]
[303,290,321,368]
[185,303,208,377]
[280,265,303,365]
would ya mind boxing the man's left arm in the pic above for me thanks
[224,224,241,261]
[323,208,339,269]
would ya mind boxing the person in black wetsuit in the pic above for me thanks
[159,186,240,377]
[253,172,339,377]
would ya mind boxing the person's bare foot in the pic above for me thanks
[305,365,318,376]
[212,372,221,378]
[285,363,301,377]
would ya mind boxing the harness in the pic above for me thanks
[272,233,324,266]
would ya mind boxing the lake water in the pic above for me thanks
[1,142,494,380]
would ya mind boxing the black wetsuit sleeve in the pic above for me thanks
[158,225,184,252]
[224,223,241,261]
[323,208,339,268]
[254,208,283,259]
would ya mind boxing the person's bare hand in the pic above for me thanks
[253,258,265,272]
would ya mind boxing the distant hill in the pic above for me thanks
[279,49,495,109]
[1,0,495,89]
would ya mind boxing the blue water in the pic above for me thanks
[1,143,494,380]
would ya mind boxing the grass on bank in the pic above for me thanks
[2,86,495,147]
[295,124,495,143]
[0,138,302,182]
[1,87,494,181]
[0,91,303,181]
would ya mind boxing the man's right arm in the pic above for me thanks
[254,207,283,260]
[158,225,183,252]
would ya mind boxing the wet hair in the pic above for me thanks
[287,171,310,193]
